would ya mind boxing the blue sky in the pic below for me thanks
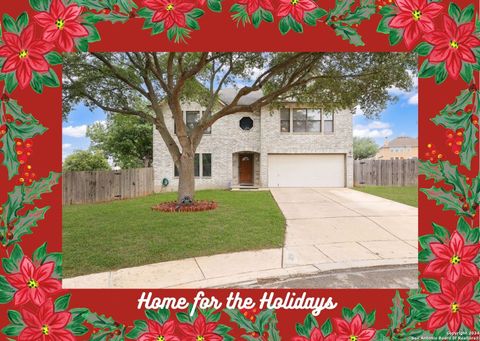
[62,81,418,159]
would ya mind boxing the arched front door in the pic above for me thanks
[238,153,254,185]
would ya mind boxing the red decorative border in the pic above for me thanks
[0,0,479,339]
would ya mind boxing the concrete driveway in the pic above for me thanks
[270,188,418,269]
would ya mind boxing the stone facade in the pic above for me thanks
[153,101,354,192]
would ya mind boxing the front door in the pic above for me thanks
[239,153,254,185]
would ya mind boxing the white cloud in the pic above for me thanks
[408,94,418,105]
[387,71,418,106]
[63,125,87,138]
[353,105,364,117]
[62,143,72,149]
[353,121,393,138]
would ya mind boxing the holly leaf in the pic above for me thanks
[253,309,275,335]
[5,206,49,246]
[420,187,467,216]
[224,309,256,333]
[23,171,61,204]
[388,291,405,335]
[86,312,117,329]
[126,320,148,339]
[461,122,478,168]
[334,25,364,46]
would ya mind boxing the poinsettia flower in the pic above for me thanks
[424,15,480,79]
[143,0,196,30]
[427,279,480,332]
[138,320,180,341]
[424,231,479,282]
[178,314,222,341]
[34,0,89,52]
[333,315,375,341]
[237,0,274,16]
[389,0,443,49]
[277,0,317,23]
[0,26,52,89]
[19,299,74,341]
[6,256,61,306]
[292,327,337,341]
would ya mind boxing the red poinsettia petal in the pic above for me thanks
[350,315,363,335]
[26,55,50,74]
[424,31,449,46]
[446,263,462,282]
[449,232,464,254]
[35,262,55,282]
[461,35,480,49]
[50,328,76,341]
[50,0,66,18]
[309,328,324,341]
[461,314,474,330]
[333,318,351,335]
[292,337,310,341]
[163,16,175,30]
[461,261,479,278]
[428,45,451,64]
[424,258,449,276]
[3,32,22,50]
[460,244,480,261]
[172,11,187,28]
[389,13,412,29]
[1,57,21,74]
[64,22,89,38]
[22,308,42,327]
[446,52,462,79]
[47,311,72,329]
[57,31,75,52]
[416,17,435,33]
[20,257,36,278]
[261,0,274,12]
[324,334,337,341]
[138,332,157,341]
[34,12,55,27]
[18,327,43,341]
[178,323,197,337]
[430,242,452,260]
[427,293,451,310]
[63,4,83,20]
[245,0,260,14]
[17,62,33,88]
[458,281,474,303]
[458,46,476,64]
[193,314,207,335]
[0,45,15,58]
[152,10,170,22]
[460,300,480,314]
[43,26,62,42]
[143,0,168,10]
[447,311,461,332]
[291,6,305,23]
[358,328,376,341]
[40,278,62,294]
[175,2,196,13]
[442,15,457,38]
[403,23,421,49]
[30,287,48,306]
[20,26,35,48]
[146,320,162,334]
[277,3,292,18]
[14,288,31,306]
[28,40,54,55]
[203,332,223,341]
[456,22,475,42]
[298,0,317,12]
[162,320,178,336]
[6,272,28,289]
[427,310,449,330]
[164,335,181,341]
[422,2,443,17]
[394,0,414,11]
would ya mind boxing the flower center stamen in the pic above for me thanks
[42,325,49,335]
[157,336,165,341]
[197,336,205,341]
[27,279,39,289]
[450,255,461,265]
[55,18,65,30]
[18,50,28,59]
[350,336,358,341]
[451,302,459,313]
[290,0,299,5]
[166,3,174,10]
[450,40,459,49]
[412,9,422,21]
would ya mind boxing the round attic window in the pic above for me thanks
[239,117,253,130]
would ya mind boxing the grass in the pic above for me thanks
[63,190,285,277]
[354,186,418,207]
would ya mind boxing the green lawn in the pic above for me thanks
[354,186,418,207]
[63,190,285,277]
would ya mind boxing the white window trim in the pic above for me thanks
[173,153,212,179]
[175,110,212,135]
[280,108,334,134]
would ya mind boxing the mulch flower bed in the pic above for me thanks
[151,201,218,213]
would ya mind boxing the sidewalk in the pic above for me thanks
[63,188,418,289]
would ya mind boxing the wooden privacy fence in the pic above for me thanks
[354,159,418,186]
[62,168,154,205]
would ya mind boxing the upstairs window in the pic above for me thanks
[175,111,211,135]
[174,153,211,178]
[281,108,330,133]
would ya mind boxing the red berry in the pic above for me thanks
[1,94,9,102]
[459,196,466,202]
[0,125,7,135]
[471,115,478,125]
[445,129,455,139]
[113,4,120,12]
[6,231,13,240]
[113,330,121,336]
[452,144,461,155]
[331,15,338,21]
[462,203,470,211]
[5,114,14,123]
[464,104,474,113]
[456,129,464,137]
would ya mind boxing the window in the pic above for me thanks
[239,117,254,130]
[202,154,211,177]
[307,109,321,132]
[175,111,211,134]
[174,153,211,178]
[323,112,334,133]
[280,108,290,132]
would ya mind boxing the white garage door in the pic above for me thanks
[268,154,345,187]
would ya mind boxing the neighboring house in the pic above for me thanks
[375,136,418,160]
[153,89,354,191]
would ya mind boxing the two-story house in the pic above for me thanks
[153,89,354,191]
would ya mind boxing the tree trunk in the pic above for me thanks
[177,152,195,203]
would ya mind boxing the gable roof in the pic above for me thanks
[386,136,418,148]
[218,88,263,105]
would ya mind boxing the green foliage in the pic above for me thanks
[419,160,480,217]
[63,150,111,171]
[87,113,153,169]
[0,99,47,179]
[353,137,379,160]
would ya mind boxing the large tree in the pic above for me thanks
[63,150,111,171]
[63,52,416,202]
[87,114,153,169]
[353,137,379,160]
